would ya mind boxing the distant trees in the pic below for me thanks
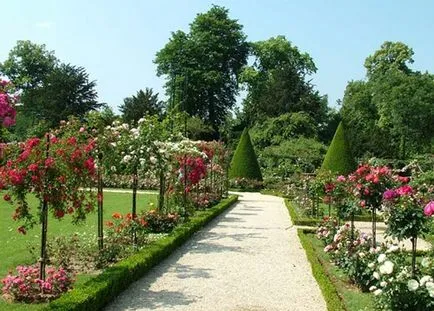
[240,36,328,126]
[119,88,164,125]
[342,41,434,160]
[0,40,101,139]
[155,5,249,134]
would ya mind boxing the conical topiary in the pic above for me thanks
[320,122,356,174]
[229,128,262,181]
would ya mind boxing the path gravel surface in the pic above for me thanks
[105,192,327,311]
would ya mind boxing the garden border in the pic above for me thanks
[297,229,347,311]
[285,199,382,226]
[44,195,238,311]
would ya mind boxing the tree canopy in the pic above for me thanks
[0,41,101,138]
[342,41,434,160]
[119,88,164,125]
[155,5,249,134]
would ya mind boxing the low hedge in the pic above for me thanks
[285,199,321,226]
[298,229,346,311]
[285,199,383,226]
[44,195,238,311]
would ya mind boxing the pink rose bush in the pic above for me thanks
[0,79,17,128]
[1,265,73,303]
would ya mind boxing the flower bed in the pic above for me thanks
[43,195,238,311]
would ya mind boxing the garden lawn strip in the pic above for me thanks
[105,192,326,311]
[298,229,375,311]
[43,195,238,311]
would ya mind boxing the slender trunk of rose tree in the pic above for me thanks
[39,134,50,281]
[372,205,377,248]
[158,169,165,212]
[97,153,104,250]
[132,170,138,246]
[328,202,331,217]
[411,236,417,276]
[183,157,188,209]
[350,212,355,241]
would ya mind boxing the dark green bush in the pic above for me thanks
[320,122,356,175]
[229,128,262,181]
[44,195,238,311]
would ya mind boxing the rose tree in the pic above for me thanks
[0,129,97,280]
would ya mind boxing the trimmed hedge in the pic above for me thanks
[321,122,356,175]
[285,199,321,226]
[44,195,238,311]
[298,229,346,311]
[229,128,262,181]
[285,199,382,226]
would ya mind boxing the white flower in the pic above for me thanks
[122,155,132,163]
[407,279,419,291]
[421,257,431,268]
[379,261,394,275]
[373,289,383,296]
[420,275,433,286]
[386,245,399,253]
[150,156,157,165]
[373,272,380,280]
[380,281,387,287]
[110,166,117,172]
[378,254,387,263]
[368,262,375,269]
[425,282,434,298]
[359,252,365,258]
[122,123,129,130]
[369,286,377,292]
[138,118,145,124]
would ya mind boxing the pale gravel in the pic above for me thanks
[104,192,327,311]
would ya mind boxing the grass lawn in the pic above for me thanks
[0,191,157,311]
[299,230,375,311]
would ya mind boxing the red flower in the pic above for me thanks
[17,226,26,235]
[112,212,122,219]
[54,209,65,219]
[45,157,55,168]
[67,137,77,145]
[105,221,114,227]
[3,194,11,201]
[28,163,39,172]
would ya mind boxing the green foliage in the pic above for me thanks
[285,199,320,226]
[342,41,434,160]
[119,88,164,125]
[321,122,355,174]
[1,41,101,138]
[229,128,262,181]
[44,195,238,311]
[250,112,318,148]
[260,137,327,178]
[155,5,249,131]
[240,35,328,126]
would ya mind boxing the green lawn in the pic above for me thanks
[0,191,157,311]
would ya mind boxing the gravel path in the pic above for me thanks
[105,192,327,311]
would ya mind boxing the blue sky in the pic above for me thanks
[2,0,434,113]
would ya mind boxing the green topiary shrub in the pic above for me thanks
[320,122,355,175]
[229,128,262,181]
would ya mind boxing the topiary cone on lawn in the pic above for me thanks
[320,121,356,175]
[229,128,262,181]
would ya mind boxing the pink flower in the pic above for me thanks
[336,175,346,182]
[383,189,397,201]
[396,185,413,196]
[424,201,434,217]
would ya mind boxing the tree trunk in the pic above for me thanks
[97,153,104,250]
[39,134,50,280]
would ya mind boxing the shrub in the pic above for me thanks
[229,177,263,191]
[320,122,355,175]
[229,128,262,181]
[2,265,74,303]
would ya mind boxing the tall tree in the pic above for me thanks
[155,5,249,134]
[342,41,434,159]
[0,41,101,136]
[240,36,328,125]
[32,64,101,125]
[119,88,164,125]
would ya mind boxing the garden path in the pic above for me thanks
[105,192,327,311]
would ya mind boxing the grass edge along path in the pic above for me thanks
[44,195,238,311]
[297,229,346,311]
